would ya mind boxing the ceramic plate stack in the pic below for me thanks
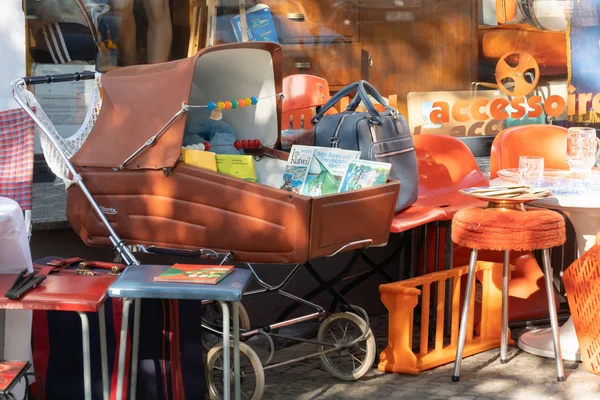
[460,185,552,203]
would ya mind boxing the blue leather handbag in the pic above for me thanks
[311,80,418,213]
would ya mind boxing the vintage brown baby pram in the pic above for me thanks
[13,42,400,399]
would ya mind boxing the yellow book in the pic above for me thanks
[215,154,258,182]
[182,149,217,171]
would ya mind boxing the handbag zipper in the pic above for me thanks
[374,146,415,159]
[329,114,350,148]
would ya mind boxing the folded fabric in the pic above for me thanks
[183,118,243,155]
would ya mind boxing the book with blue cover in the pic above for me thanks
[231,4,279,43]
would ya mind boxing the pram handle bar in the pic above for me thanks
[11,78,140,266]
[22,71,97,86]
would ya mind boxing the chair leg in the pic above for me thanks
[541,248,565,382]
[452,248,478,382]
[501,250,510,363]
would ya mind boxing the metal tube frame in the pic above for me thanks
[452,248,478,382]
[119,106,188,170]
[130,300,141,399]
[542,249,565,382]
[98,305,110,400]
[116,298,132,400]
[202,257,373,373]
[501,250,510,363]
[78,312,92,400]
[220,301,231,400]
[77,308,109,400]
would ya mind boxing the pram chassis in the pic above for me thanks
[13,68,384,400]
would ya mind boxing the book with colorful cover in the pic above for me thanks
[0,361,29,394]
[280,145,315,194]
[154,264,234,284]
[338,159,392,193]
[301,147,361,196]
[231,4,279,43]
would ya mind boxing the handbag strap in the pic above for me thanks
[311,82,360,125]
[356,81,396,124]
[311,80,392,125]
[347,81,392,113]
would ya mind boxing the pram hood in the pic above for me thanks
[70,42,283,170]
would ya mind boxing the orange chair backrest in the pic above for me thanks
[282,74,332,130]
[413,134,488,196]
[489,125,568,179]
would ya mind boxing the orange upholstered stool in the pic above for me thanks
[450,207,566,382]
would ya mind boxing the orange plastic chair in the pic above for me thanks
[390,134,482,233]
[412,134,489,218]
[390,135,487,286]
[281,74,332,130]
[489,125,569,179]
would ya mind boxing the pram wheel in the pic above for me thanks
[202,302,251,352]
[317,312,376,381]
[206,342,265,400]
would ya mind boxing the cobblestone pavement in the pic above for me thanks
[245,316,600,400]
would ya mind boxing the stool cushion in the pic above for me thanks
[452,207,566,251]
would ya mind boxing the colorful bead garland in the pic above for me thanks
[207,96,258,111]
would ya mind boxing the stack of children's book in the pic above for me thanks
[280,145,392,196]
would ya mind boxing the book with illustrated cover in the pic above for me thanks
[231,4,279,43]
[154,264,234,284]
[280,145,315,194]
[301,147,361,196]
[0,361,29,394]
[338,159,392,193]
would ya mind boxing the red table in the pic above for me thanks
[0,273,115,400]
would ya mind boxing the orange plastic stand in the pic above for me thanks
[562,233,600,376]
[379,261,515,375]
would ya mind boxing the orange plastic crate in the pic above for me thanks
[562,233,600,376]
[378,261,515,374]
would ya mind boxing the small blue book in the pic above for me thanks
[231,4,279,43]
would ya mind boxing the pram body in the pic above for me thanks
[13,42,400,399]
[65,42,400,263]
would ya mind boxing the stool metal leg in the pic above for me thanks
[77,312,92,400]
[452,248,478,382]
[218,301,231,400]
[131,299,141,400]
[501,250,510,364]
[116,298,133,400]
[232,301,241,400]
[542,249,565,382]
[98,305,110,400]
